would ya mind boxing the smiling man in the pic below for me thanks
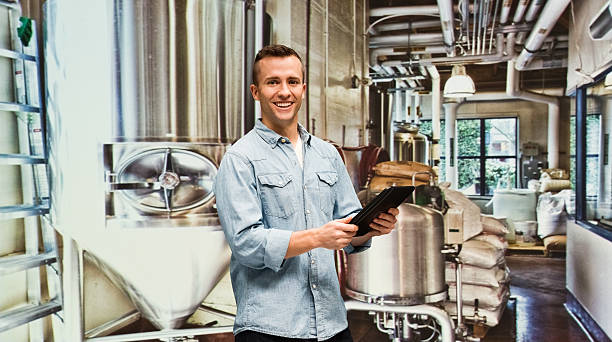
[213,45,399,342]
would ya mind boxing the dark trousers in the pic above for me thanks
[235,328,353,342]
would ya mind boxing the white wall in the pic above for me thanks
[566,221,612,338]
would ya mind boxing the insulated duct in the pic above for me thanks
[427,65,442,166]
[506,60,559,168]
[443,102,458,189]
[515,0,571,70]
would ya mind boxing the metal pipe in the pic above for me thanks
[518,0,546,43]
[369,33,445,47]
[499,0,513,24]
[324,0,329,138]
[198,304,236,321]
[85,311,141,338]
[0,0,21,11]
[64,237,84,342]
[515,0,571,70]
[370,5,439,17]
[444,102,458,189]
[506,60,559,168]
[455,260,465,331]
[376,20,441,33]
[512,0,529,23]
[85,326,234,342]
[361,0,369,145]
[254,0,264,120]
[427,65,441,166]
[344,300,455,342]
[436,0,456,55]
[489,0,500,54]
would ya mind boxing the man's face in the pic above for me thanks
[250,56,306,129]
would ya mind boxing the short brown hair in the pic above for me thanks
[252,44,305,85]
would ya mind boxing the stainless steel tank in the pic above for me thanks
[393,123,429,163]
[346,203,446,305]
[44,0,245,331]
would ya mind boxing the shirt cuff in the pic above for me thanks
[264,229,292,272]
[343,238,371,254]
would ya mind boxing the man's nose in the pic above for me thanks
[278,81,291,97]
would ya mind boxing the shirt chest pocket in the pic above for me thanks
[257,173,296,218]
[316,171,338,215]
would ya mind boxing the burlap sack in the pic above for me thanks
[372,161,434,182]
[368,175,428,193]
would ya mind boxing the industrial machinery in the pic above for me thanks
[44,0,250,340]
[393,122,430,163]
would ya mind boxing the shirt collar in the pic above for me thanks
[255,119,312,147]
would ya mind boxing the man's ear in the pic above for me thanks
[250,84,259,101]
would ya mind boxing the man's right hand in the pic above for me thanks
[314,217,358,250]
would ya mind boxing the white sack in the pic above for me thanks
[444,300,507,327]
[443,187,483,241]
[471,233,508,250]
[537,192,568,237]
[445,262,508,288]
[458,240,505,268]
[447,283,509,310]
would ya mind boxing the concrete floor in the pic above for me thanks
[118,255,591,342]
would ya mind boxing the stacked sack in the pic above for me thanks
[368,161,434,192]
[442,184,510,328]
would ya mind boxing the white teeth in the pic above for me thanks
[275,102,292,108]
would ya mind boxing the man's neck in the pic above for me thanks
[261,119,300,145]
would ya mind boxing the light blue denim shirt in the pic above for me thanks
[214,120,369,340]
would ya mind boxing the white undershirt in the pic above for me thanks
[294,134,304,168]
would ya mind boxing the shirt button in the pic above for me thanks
[306,209,311,214]
[281,138,287,143]
[312,284,317,289]
[311,259,315,264]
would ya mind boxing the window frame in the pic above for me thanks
[456,117,519,196]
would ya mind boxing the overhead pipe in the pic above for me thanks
[517,0,546,44]
[375,20,441,33]
[506,60,559,168]
[370,32,445,48]
[436,0,456,55]
[427,65,442,167]
[370,5,440,17]
[515,0,571,70]
[499,0,513,24]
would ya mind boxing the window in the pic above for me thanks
[456,118,518,196]
[570,114,600,197]
[419,120,445,182]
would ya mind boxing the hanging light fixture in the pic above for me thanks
[604,72,612,90]
[444,65,476,97]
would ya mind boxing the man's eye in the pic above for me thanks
[289,80,299,85]
[267,80,279,85]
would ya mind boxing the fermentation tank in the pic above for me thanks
[346,203,446,305]
[44,0,247,332]
[393,122,429,163]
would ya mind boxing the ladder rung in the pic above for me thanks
[0,299,62,333]
[0,252,57,275]
[0,101,40,113]
[0,47,37,62]
[0,153,46,165]
[0,204,49,220]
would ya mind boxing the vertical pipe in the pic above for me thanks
[64,237,84,342]
[576,87,587,221]
[323,0,329,138]
[254,0,263,121]
[306,0,311,131]
[444,102,458,189]
[427,66,441,166]
[361,0,369,145]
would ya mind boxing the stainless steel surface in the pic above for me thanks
[0,252,57,275]
[393,123,429,163]
[84,325,234,342]
[44,0,244,334]
[113,0,245,141]
[85,311,141,338]
[344,299,455,342]
[0,203,49,220]
[0,101,39,112]
[0,153,45,165]
[346,203,446,305]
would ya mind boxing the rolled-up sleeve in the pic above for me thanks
[214,152,291,271]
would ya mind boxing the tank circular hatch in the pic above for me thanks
[116,148,217,213]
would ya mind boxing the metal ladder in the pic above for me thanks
[0,2,63,341]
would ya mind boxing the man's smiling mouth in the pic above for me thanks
[274,102,293,108]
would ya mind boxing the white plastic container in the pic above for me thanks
[492,189,537,222]
[514,220,538,242]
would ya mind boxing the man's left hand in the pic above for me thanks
[364,207,400,237]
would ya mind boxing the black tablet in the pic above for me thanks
[350,186,414,237]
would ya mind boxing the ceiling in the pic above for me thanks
[367,0,570,93]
